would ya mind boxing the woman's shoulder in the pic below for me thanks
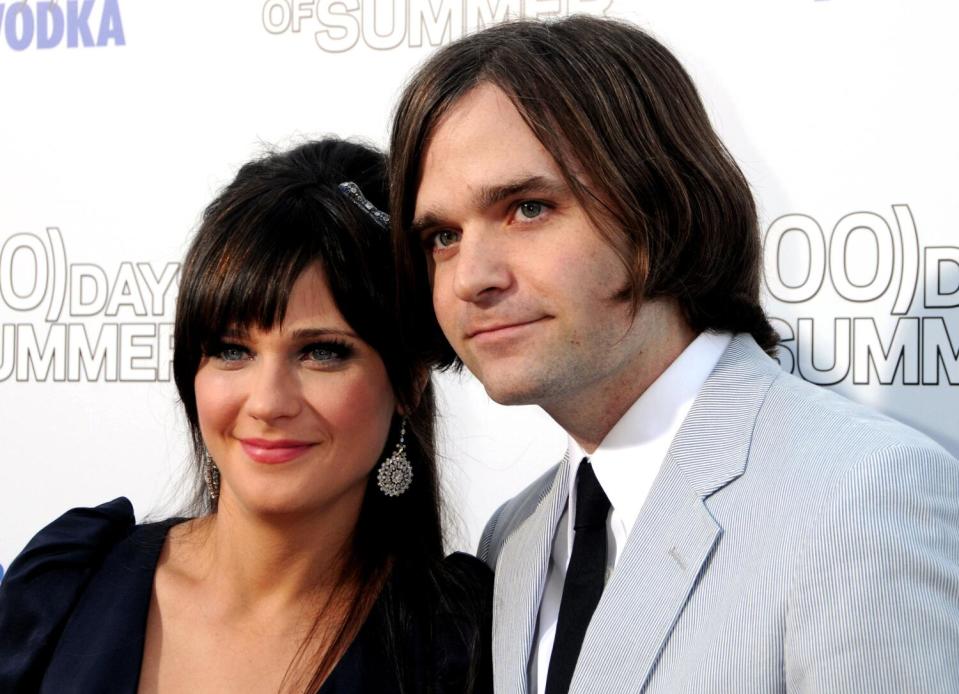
[441,551,493,579]
[1,497,138,592]
[441,551,493,575]
[432,551,494,643]
[397,551,492,623]
[0,498,157,690]
[437,551,493,601]
[431,553,493,693]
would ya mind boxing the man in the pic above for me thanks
[389,16,959,694]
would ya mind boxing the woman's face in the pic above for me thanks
[194,263,396,518]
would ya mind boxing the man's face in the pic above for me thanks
[413,83,651,410]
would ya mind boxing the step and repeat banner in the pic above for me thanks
[1,0,957,570]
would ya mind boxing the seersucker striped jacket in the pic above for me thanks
[478,333,959,694]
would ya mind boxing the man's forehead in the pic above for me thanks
[413,84,570,216]
[417,85,528,175]
[429,82,521,139]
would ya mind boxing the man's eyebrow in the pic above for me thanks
[410,212,446,238]
[410,174,570,237]
[475,174,569,209]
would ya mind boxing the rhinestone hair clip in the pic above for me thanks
[338,181,390,230]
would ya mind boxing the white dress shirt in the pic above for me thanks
[529,331,732,692]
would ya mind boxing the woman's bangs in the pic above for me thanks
[192,201,320,353]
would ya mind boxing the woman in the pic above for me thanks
[0,139,492,693]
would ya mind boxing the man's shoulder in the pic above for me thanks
[717,360,956,523]
[713,333,949,461]
[476,463,561,569]
[699,335,955,492]
[759,365,950,460]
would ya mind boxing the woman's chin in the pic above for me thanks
[218,478,368,524]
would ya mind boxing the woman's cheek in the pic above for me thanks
[314,368,396,461]
[194,367,245,449]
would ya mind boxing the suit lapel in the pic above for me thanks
[569,458,720,693]
[570,335,782,693]
[493,453,571,694]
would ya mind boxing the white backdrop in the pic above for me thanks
[2,0,957,572]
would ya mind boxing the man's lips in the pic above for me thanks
[466,317,548,340]
[239,438,315,464]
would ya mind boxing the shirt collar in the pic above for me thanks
[566,331,733,534]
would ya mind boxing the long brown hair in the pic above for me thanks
[173,139,472,691]
[390,16,778,361]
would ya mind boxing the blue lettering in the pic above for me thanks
[97,0,124,46]
[5,2,34,51]
[0,1,125,50]
[37,2,65,50]
[67,0,95,48]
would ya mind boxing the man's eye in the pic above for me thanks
[516,201,546,220]
[432,229,461,249]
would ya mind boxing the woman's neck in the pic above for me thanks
[171,493,363,623]
[146,492,373,694]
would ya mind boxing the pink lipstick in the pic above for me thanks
[239,438,314,464]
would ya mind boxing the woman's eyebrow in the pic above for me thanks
[288,327,359,340]
[221,327,249,339]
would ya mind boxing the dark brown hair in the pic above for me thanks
[173,139,484,692]
[390,16,778,360]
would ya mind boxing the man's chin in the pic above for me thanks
[480,375,545,407]
[463,354,554,406]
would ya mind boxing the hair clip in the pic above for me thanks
[338,181,390,230]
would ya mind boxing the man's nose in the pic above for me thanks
[452,226,512,303]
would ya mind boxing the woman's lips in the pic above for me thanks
[239,438,315,464]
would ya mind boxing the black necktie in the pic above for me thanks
[545,459,611,694]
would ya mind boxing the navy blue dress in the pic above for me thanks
[0,498,492,693]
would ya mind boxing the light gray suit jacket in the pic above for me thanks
[478,333,959,693]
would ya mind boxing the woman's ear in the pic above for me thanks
[396,367,431,415]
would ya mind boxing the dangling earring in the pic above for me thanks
[203,449,220,503]
[377,418,413,497]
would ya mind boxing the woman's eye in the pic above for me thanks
[516,201,546,221]
[308,347,338,362]
[303,342,354,365]
[216,345,249,362]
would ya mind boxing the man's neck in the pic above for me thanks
[545,301,696,453]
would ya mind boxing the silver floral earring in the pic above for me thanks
[203,449,220,503]
[377,419,413,497]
